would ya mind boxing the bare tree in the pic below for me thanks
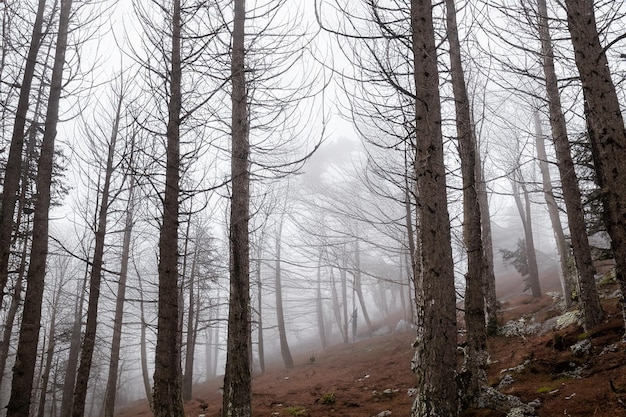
[563,0,626,326]
[5,1,72,415]
[222,0,252,415]
[410,0,458,414]
[152,0,185,415]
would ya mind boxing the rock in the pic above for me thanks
[498,374,515,389]
[376,410,392,417]
[570,339,592,357]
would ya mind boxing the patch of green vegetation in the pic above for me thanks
[319,392,336,405]
[285,406,307,416]
[577,332,590,341]
[536,386,554,394]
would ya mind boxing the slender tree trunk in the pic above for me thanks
[0,0,46,302]
[72,74,123,417]
[103,177,135,417]
[182,242,200,400]
[137,272,152,409]
[511,172,542,298]
[222,0,252,414]
[410,0,458,415]
[274,220,294,369]
[533,111,574,306]
[5,1,72,415]
[475,150,498,329]
[37,272,64,417]
[315,252,328,349]
[353,240,372,336]
[445,0,486,408]
[152,0,185,415]
[60,264,88,417]
[329,267,344,340]
[340,254,349,344]
[256,235,265,373]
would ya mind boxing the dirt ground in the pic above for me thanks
[116,277,626,417]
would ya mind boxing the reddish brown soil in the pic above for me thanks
[116,286,626,417]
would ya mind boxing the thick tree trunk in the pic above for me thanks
[410,0,458,415]
[5,1,72,415]
[103,177,135,417]
[445,0,487,408]
[72,74,123,417]
[274,221,294,369]
[152,0,185,416]
[537,0,602,327]
[222,0,252,414]
[0,0,46,302]
[533,112,574,305]
[564,0,623,326]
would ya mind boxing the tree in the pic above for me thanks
[0,0,46,303]
[410,0,458,415]
[221,0,252,415]
[563,0,626,327]
[274,218,294,369]
[536,0,603,328]
[72,74,126,417]
[445,0,487,407]
[152,0,185,415]
[5,1,73,415]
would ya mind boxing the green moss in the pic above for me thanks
[285,406,307,416]
[319,393,336,405]
[536,386,554,394]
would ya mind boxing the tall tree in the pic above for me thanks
[445,0,487,407]
[0,0,46,303]
[563,0,626,325]
[72,75,125,417]
[152,0,185,415]
[274,218,294,369]
[536,0,603,328]
[221,0,252,414]
[5,1,73,415]
[410,0,458,415]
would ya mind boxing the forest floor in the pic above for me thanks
[116,278,626,417]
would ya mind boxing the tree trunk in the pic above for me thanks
[182,240,200,400]
[256,235,266,373]
[340,254,349,344]
[445,0,487,408]
[72,72,123,417]
[475,150,498,330]
[60,264,88,417]
[511,172,542,298]
[137,271,153,409]
[561,0,619,329]
[410,0,458,415]
[315,252,328,349]
[103,176,135,417]
[353,240,373,337]
[222,0,252,414]
[0,0,46,302]
[152,0,185,415]
[6,1,72,415]
[533,111,574,306]
[274,220,294,369]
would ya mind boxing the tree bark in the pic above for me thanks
[0,0,46,302]
[222,0,252,414]
[410,0,458,415]
[256,236,266,373]
[72,73,123,417]
[533,111,574,306]
[564,0,623,326]
[315,251,328,349]
[511,172,542,298]
[152,0,185,415]
[103,176,135,417]
[6,1,72,415]
[274,220,294,369]
[182,239,200,400]
[445,0,486,408]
